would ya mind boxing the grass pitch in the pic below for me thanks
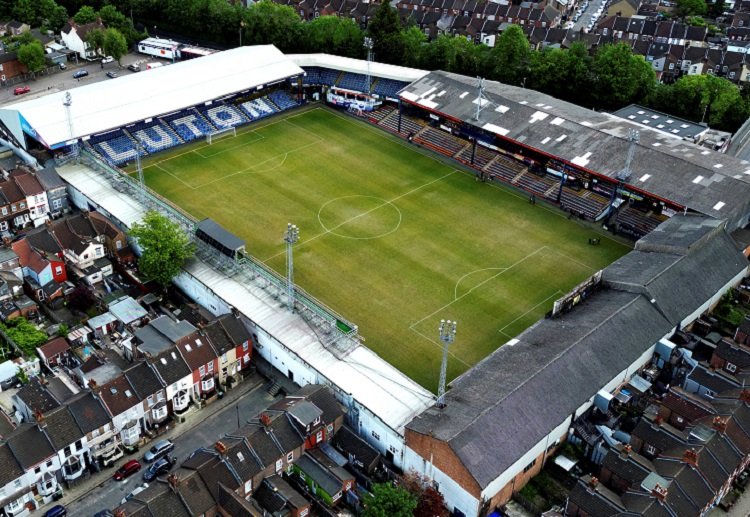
[135,106,630,391]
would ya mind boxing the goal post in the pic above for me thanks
[206,126,237,144]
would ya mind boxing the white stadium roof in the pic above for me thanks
[287,53,429,83]
[0,45,303,149]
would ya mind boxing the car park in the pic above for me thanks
[13,86,30,95]
[73,70,88,79]
[113,459,141,480]
[144,439,174,463]
[143,456,175,482]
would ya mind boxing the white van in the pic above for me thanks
[146,62,164,70]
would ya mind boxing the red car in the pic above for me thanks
[13,86,30,96]
[113,459,141,481]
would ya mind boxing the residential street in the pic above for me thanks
[64,376,281,516]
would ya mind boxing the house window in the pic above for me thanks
[157,391,165,402]
[0,221,6,231]
[19,202,25,209]
[116,239,123,250]
[668,63,675,70]
[147,395,154,406]
[275,458,283,472]
[327,423,333,434]
[676,416,684,423]
[389,445,398,454]
[152,404,168,420]
[199,365,206,377]
[523,459,536,473]
[11,205,16,213]
[287,451,294,462]
[645,444,657,455]
[55,266,62,275]
[46,460,53,468]
[201,377,215,392]
[52,199,62,210]
[91,429,99,438]
[316,430,324,442]
[221,354,227,364]
[242,341,249,351]
[371,430,380,441]
[603,28,608,36]
[63,446,72,457]
[244,479,252,494]
[207,361,213,373]
[95,247,103,257]
[1,207,6,215]
[34,466,41,474]
[730,71,736,79]
[727,362,737,373]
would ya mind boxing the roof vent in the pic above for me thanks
[110,387,117,394]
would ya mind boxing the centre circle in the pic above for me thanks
[318,195,402,240]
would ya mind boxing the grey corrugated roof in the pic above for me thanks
[407,214,747,489]
[400,72,750,229]
[197,218,245,252]
[287,400,323,426]
[294,454,343,496]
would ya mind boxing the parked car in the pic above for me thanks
[143,456,174,482]
[144,439,174,463]
[113,459,141,480]
[128,63,140,72]
[73,70,88,79]
[121,483,148,505]
[106,71,118,79]
[45,505,66,517]
[102,56,114,64]
[58,62,66,70]
[13,86,30,95]
[93,511,113,517]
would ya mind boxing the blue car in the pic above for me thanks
[73,70,88,79]
[45,505,66,517]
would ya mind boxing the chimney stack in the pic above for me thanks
[683,448,698,468]
[651,483,668,503]
[214,440,227,456]
[712,416,728,434]
[260,413,272,427]
[620,444,632,458]
[167,473,180,492]
[740,389,750,405]
[34,408,46,429]
[588,476,599,491]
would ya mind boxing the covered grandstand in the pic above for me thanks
[396,71,750,231]
[0,45,304,152]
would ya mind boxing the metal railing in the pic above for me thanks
[67,149,359,347]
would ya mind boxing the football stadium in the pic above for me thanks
[1,44,750,516]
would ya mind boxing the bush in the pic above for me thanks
[1,318,48,356]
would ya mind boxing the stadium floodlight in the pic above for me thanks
[284,223,300,311]
[63,92,79,157]
[364,37,374,95]
[437,319,457,408]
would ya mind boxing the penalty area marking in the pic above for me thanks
[317,195,403,240]
[409,246,549,330]
[497,289,563,339]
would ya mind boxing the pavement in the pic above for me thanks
[709,488,750,517]
[44,358,299,516]
[0,52,164,108]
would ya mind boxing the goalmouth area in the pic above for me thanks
[132,106,630,391]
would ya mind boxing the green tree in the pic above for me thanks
[103,27,128,62]
[242,1,302,52]
[1,318,49,357]
[367,1,404,64]
[708,0,725,17]
[362,483,417,517]
[129,211,195,289]
[12,0,38,25]
[420,35,484,76]
[675,0,707,19]
[401,25,427,68]
[73,5,98,24]
[17,41,46,75]
[529,42,592,105]
[592,43,656,109]
[305,16,364,58]
[86,27,105,56]
[98,4,127,28]
[488,24,530,86]
[41,0,69,32]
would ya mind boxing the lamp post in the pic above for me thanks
[284,223,299,311]
[437,319,457,408]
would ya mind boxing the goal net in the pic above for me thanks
[206,126,237,144]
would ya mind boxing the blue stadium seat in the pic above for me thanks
[268,91,299,111]
[373,78,409,98]
[130,120,182,154]
[336,72,369,92]
[198,103,249,130]
[319,68,340,86]
[92,130,143,165]
[163,108,214,141]
[302,67,322,85]
[240,97,278,121]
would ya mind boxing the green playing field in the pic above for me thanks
[135,106,630,391]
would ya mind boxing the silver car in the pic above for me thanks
[143,439,174,463]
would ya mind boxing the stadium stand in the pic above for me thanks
[268,90,299,111]
[91,130,143,165]
[414,126,467,157]
[372,78,409,98]
[163,109,215,142]
[130,120,183,154]
[239,97,278,120]
[302,66,322,85]
[560,189,610,220]
[616,205,667,236]
[319,68,341,86]
[337,72,369,92]
[378,110,425,135]
[368,104,396,123]
[455,144,496,169]
[199,102,249,130]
